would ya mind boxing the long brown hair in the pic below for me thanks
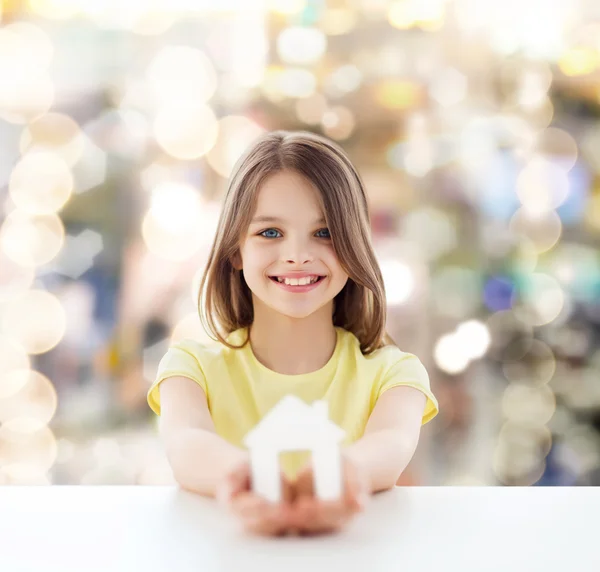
[198,130,395,354]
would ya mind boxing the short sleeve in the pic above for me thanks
[146,340,208,416]
[376,353,439,426]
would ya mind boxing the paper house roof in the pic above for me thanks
[243,395,346,451]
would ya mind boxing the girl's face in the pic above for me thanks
[235,170,349,320]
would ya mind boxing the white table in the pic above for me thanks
[1,486,598,572]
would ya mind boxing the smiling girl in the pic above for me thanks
[147,130,439,536]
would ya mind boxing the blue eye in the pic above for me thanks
[259,229,281,238]
[316,228,331,239]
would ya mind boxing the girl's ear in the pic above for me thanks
[231,251,242,271]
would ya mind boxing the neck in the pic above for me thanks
[248,300,337,375]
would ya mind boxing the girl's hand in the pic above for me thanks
[289,453,371,535]
[216,455,295,537]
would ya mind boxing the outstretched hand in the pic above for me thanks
[216,453,370,537]
[216,456,295,537]
[289,453,370,535]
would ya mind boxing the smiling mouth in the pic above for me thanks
[269,276,326,285]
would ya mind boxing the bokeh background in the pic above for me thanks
[0,0,599,487]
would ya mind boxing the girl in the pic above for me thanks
[147,130,439,536]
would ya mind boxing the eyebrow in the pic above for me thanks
[250,215,326,225]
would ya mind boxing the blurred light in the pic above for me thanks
[545,243,600,304]
[228,8,268,89]
[434,333,470,375]
[455,320,491,360]
[1,289,67,354]
[275,68,317,98]
[0,370,58,431]
[429,67,467,107]
[171,312,215,346]
[516,67,553,109]
[20,112,84,167]
[535,128,578,172]
[0,249,35,303]
[324,64,362,98]
[9,152,73,215]
[431,266,482,319]
[0,23,54,123]
[498,422,553,459]
[380,259,414,305]
[142,196,220,262]
[502,339,556,387]
[402,207,457,262]
[321,106,355,141]
[558,47,599,77]
[206,115,265,178]
[584,194,600,233]
[28,0,80,19]
[515,272,565,327]
[516,156,570,216]
[483,275,516,312]
[0,464,51,485]
[486,310,534,363]
[277,26,326,65]
[319,8,357,35]
[502,383,556,428]
[268,0,306,15]
[130,6,179,36]
[0,211,65,268]
[388,0,445,30]
[509,208,562,254]
[0,424,57,473]
[295,93,328,125]
[0,338,31,399]
[374,79,422,110]
[150,183,203,235]
[147,46,217,105]
[153,102,219,160]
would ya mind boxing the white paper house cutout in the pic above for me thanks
[243,395,346,503]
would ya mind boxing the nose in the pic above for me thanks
[282,235,314,265]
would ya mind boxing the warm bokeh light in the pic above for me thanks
[0,211,65,267]
[0,424,57,474]
[206,115,265,178]
[277,26,327,65]
[502,383,556,428]
[9,151,74,215]
[434,333,470,375]
[321,106,356,141]
[0,249,35,303]
[0,338,31,399]
[0,22,54,123]
[502,339,556,387]
[1,289,67,354]
[20,112,84,166]
[0,370,58,431]
[142,192,221,262]
[380,259,415,305]
[515,272,565,326]
[509,208,562,254]
[153,102,219,160]
[147,45,217,105]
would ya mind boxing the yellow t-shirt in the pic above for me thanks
[147,326,439,478]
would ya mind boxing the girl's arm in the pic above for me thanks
[158,376,248,497]
[343,386,427,493]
